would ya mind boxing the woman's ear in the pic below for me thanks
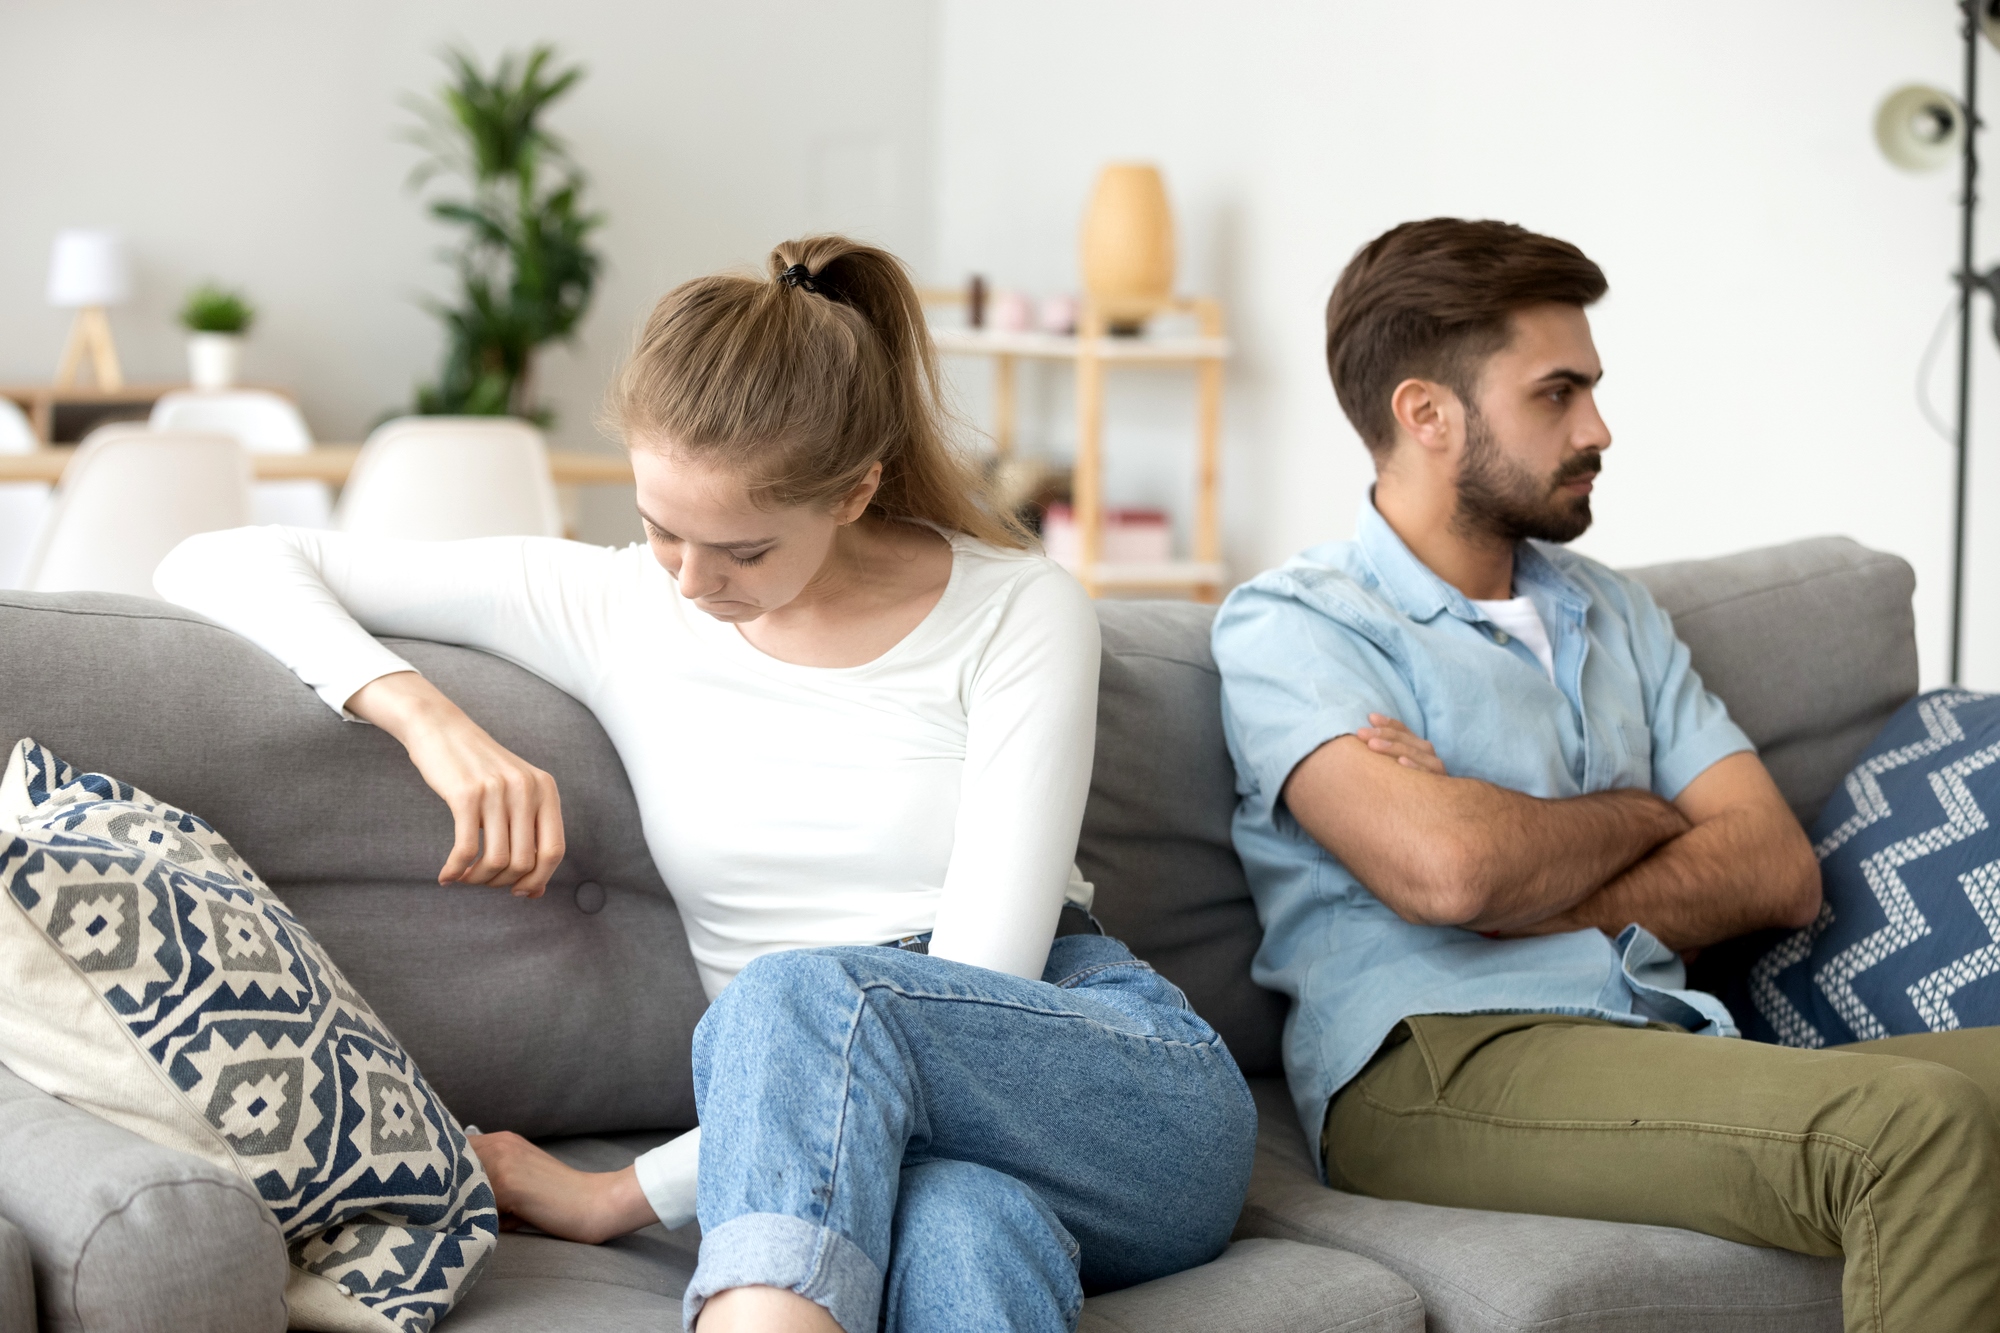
[833,462,885,525]
[1388,378,1458,457]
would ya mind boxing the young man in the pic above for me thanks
[1212,218,2000,1332]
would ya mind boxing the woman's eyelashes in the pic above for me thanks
[641,520,770,566]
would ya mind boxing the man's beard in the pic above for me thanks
[1452,408,1600,545]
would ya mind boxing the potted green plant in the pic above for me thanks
[179,284,255,390]
[403,45,603,419]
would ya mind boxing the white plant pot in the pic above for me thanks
[187,333,243,390]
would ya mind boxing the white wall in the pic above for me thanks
[0,0,937,544]
[8,1,1988,684]
[935,0,1983,685]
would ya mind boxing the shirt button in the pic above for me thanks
[1493,629,1511,645]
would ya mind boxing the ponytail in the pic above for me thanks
[609,235,1028,549]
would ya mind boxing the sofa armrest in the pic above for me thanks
[0,1213,30,1333]
[0,1063,289,1333]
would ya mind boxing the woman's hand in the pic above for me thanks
[468,1132,658,1244]
[346,672,566,897]
[1356,713,1448,776]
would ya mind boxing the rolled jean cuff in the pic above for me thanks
[681,1212,883,1333]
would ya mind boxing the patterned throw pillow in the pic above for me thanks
[1746,690,2000,1046]
[0,738,496,1333]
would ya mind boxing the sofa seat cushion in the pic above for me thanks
[1236,1080,1843,1333]
[0,1213,28,1333]
[473,1131,1424,1333]
[1079,1237,1421,1333]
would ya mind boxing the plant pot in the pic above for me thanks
[1079,163,1176,333]
[187,333,243,390]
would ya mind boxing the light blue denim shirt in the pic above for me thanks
[1212,499,1750,1158]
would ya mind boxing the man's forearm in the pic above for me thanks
[1446,782,1691,933]
[1548,805,1820,951]
[1284,735,1692,932]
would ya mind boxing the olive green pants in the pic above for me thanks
[1323,1014,2000,1333]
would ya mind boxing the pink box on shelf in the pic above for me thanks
[1040,504,1172,569]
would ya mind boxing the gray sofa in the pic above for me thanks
[0,534,1915,1332]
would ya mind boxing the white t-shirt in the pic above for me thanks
[154,526,1102,998]
[1469,594,1555,681]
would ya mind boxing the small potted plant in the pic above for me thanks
[179,284,255,390]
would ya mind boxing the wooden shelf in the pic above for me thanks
[0,444,635,488]
[924,295,1228,602]
[1071,560,1230,589]
[931,328,1230,364]
[0,382,197,445]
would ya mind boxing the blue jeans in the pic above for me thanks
[683,933,1257,1333]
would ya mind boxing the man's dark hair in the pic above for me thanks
[1325,219,1607,454]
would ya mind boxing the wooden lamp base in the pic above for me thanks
[54,306,124,391]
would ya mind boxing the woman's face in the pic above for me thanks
[630,445,872,623]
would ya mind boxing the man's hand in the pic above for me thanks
[1356,714,1448,775]
[1495,751,1821,951]
[1283,726,1687,933]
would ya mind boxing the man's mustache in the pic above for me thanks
[1554,452,1603,487]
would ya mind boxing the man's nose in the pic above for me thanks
[1580,395,1612,451]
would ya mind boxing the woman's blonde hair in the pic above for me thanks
[609,235,1027,549]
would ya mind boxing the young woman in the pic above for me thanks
[156,237,1256,1333]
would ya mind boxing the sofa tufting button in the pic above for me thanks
[574,880,607,914]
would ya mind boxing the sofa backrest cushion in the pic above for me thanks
[0,537,1918,1130]
[1081,602,1287,1077]
[0,593,705,1141]
[1625,537,1918,826]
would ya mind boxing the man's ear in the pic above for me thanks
[1387,378,1459,458]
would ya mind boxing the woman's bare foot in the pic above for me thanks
[698,1286,842,1332]
[468,1131,658,1244]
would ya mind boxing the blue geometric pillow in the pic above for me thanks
[1745,690,2000,1046]
[0,738,496,1332]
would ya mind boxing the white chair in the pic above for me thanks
[335,416,562,540]
[0,397,50,590]
[150,389,332,528]
[23,430,252,598]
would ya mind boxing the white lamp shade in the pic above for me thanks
[1875,85,1963,173]
[46,230,130,307]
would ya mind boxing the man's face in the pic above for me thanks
[1453,303,1610,545]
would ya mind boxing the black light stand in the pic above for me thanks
[1950,2,1989,684]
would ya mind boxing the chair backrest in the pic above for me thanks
[0,398,37,454]
[149,389,312,454]
[0,399,49,589]
[335,416,562,540]
[23,432,252,597]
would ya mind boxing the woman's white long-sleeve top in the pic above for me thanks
[154,527,1102,998]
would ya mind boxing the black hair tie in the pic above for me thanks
[779,263,836,299]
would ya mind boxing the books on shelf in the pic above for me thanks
[1040,505,1172,570]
